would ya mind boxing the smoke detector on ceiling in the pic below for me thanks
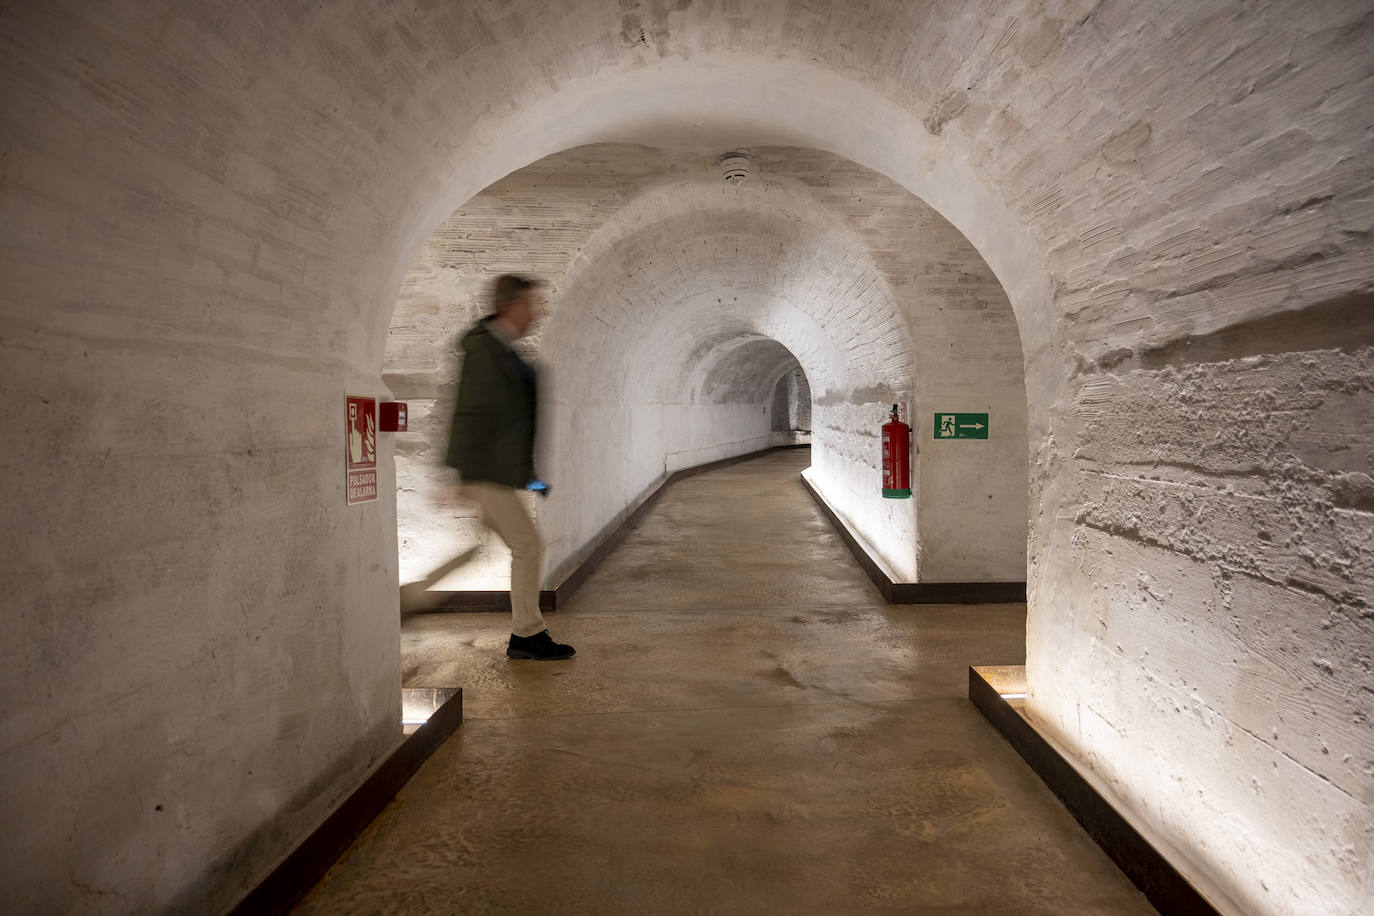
[719,150,751,184]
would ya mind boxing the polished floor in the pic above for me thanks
[297,450,1152,915]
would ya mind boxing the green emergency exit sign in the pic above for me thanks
[934,412,988,439]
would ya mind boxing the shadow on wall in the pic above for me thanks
[399,547,479,614]
[770,365,812,430]
[771,364,813,446]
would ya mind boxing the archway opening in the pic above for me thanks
[387,141,1026,626]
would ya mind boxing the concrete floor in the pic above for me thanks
[297,451,1153,915]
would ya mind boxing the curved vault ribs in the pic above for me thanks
[384,53,1055,372]
[541,174,912,406]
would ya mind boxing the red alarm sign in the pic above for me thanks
[345,395,377,505]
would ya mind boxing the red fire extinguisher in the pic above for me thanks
[882,403,911,499]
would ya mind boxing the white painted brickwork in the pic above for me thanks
[1,2,1369,913]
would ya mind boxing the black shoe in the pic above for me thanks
[506,630,576,660]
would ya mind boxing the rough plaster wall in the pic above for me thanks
[915,307,1030,581]
[1043,340,1374,908]
[388,144,1026,588]
[991,10,1374,911]
[1,4,405,912]
[4,1,1371,912]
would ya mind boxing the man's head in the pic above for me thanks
[492,274,541,337]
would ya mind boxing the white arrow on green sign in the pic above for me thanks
[933,412,989,439]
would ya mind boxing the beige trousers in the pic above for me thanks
[464,481,547,637]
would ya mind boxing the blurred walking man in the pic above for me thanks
[446,275,575,660]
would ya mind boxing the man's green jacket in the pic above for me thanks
[445,317,537,488]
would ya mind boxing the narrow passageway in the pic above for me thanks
[299,451,1150,914]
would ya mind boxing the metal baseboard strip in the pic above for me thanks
[420,444,812,613]
[968,668,1222,916]
[798,472,1025,605]
[228,689,464,916]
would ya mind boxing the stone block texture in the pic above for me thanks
[1,1,1370,913]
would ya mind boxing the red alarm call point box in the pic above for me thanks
[380,402,408,432]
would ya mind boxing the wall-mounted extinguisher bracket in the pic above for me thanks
[881,402,912,499]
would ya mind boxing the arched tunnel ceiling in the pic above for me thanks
[387,144,1017,405]
[697,335,801,404]
[366,1,1371,369]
